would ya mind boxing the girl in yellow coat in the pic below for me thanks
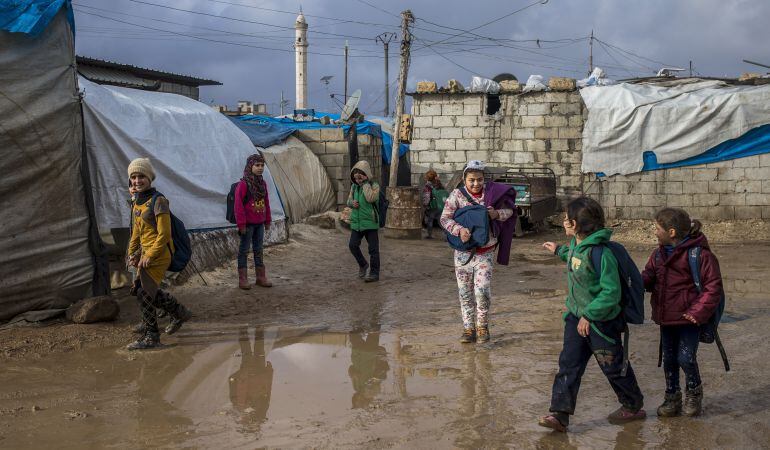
[126,158,191,350]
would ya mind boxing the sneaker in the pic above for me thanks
[126,332,161,351]
[538,414,568,432]
[358,264,369,279]
[132,322,146,334]
[460,328,476,343]
[682,385,703,417]
[608,406,647,424]
[656,391,682,417]
[477,325,490,343]
[165,305,192,335]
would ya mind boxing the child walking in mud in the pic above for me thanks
[422,169,446,239]
[539,197,645,432]
[347,160,381,282]
[643,208,723,417]
[235,152,272,289]
[126,158,192,350]
[441,160,517,343]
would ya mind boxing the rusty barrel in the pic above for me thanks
[384,186,422,240]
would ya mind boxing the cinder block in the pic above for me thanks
[326,166,344,180]
[692,168,718,181]
[358,134,371,145]
[433,116,455,128]
[456,116,478,127]
[745,167,770,179]
[325,141,348,154]
[442,103,464,115]
[763,206,770,219]
[708,181,733,194]
[516,104,528,115]
[413,115,432,128]
[760,154,770,167]
[746,193,770,206]
[295,129,322,142]
[409,139,433,151]
[731,155,760,168]
[682,181,709,194]
[717,167,746,181]
[521,115,545,127]
[763,180,770,193]
[319,154,345,167]
[490,151,512,163]
[665,168,692,182]
[703,205,736,220]
[462,96,483,107]
[420,103,442,115]
[502,140,524,151]
[568,115,584,127]
[735,206,762,219]
[513,152,535,164]
[544,92,569,103]
[534,128,558,139]
[478,139,496,151]
[666,194,693,207]
[444,151,467,163]
[306,141,326,155]
[513,128,536,139]
[435,139,456,151]
[641,194,667,207]
[467,151,489,161]
[734,180,762,193]
[552,102,582,115]
[419,151,442,163]
[692,193,719,207]
[615,195,643,207]
[463,127,486,139]
[558,127,582,139]
[533,152,554,164]
[662,182,683,195]
[464,104,482,115]
[416,127,440,139]
[545,115,568,127]
[320,127,344,141]
[525,139,547,152]
[527,103,552,115]
[628,181,657,195]
[550,139,569,151]
[455,138,478,151]
[440,127,463,139]
[608,182,631,195]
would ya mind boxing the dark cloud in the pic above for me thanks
[74,0,770,115]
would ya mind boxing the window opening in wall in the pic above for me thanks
[486,94,501,115]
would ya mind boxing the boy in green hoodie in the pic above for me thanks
[347,160,380,282]
[538,197,645,432]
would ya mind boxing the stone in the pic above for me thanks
[499,80,521,93]
[66,296,119,324]
[548,77,576,91]
[304,212,337,229]
[447,79,464,93]
[416,81,438,93]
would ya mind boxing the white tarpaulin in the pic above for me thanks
[80,77,285,232]
[580,79,770,175]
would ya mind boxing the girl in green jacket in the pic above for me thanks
[538,197,645,432]
[347,160,380,282]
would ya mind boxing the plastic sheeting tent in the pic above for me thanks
[0,7,106,321]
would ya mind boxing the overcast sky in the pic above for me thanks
[73,0,770,116]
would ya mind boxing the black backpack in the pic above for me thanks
[226,181,251,225]
[149,192,191,273]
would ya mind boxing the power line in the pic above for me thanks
[413,35,483,77]
[351,0,401,19]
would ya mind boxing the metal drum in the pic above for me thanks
[384,186,422,239]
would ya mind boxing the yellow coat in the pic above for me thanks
[128,196,174,285]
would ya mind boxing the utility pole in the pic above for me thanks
[280,90,284,115]
[344,40,349,104]
[689,60,693,77]
[376,32,396,117]
[388,10,414,189]
[588,30,594,75]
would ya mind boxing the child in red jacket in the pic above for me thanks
[642,208,723,417]
[235,153,272,289]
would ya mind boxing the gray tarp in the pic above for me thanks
[580,79,770,175]
[0,11,95,320]
[261,136,336,223]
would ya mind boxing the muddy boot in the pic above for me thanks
[656,391,682,417]
[682,385,703,417]
[126,331,161,350]
[477,325,490,343]
[165,304,192,335]
[538,412,568,432]
[255,266,273,288]
[460,327,476,343]
[238,268,251,290]
[364,271,379,283]
[132,322,146,334]
[358,263,369,279]
[608,406,647,424]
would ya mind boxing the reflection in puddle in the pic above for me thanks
[514,288,563,298]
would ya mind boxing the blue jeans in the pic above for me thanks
[661,325,701,393]
[238,224,264,269]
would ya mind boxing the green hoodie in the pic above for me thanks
[556,228,622,327]
[347,160,380,231]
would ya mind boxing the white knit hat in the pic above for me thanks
[127,157,156,181]
[463,160,486,177]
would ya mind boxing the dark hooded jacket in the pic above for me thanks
[642,233,723,326]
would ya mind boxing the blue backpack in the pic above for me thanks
[150,192,191,273]
[445,188,490,264]
[590,241,645,377]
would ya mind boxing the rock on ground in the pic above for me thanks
[66,296,120,324]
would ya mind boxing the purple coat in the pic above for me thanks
[484,181,518,265]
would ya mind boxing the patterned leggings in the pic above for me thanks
[454,250,494,329]
[136,287,181,333]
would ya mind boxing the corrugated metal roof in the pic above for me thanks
[77,65,159,89]
[76,55,222,86]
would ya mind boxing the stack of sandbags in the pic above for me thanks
[499,79,522,93]
[548,77,576,91]
[416,81,438,93]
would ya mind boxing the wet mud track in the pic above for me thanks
[1,225,770,448]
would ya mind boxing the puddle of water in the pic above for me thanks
[512,253,564,266]
[514,288,563,298]
[520,270,542,277]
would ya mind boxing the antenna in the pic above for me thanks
[340,89,361,122]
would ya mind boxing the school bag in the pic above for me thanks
[445,187,490,265]
[225,181,251,225]
[590,242,645,376]
[429,186,450,211]
[149,192,191,273]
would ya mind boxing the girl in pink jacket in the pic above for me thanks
[235,153,272,289]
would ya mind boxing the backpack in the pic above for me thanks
[429,187,450,211]
[149,192,191,273]
[590,242,645,377]
[226,181,250,225]
[445,188,490,265]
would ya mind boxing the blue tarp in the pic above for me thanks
[641,124,770,171]
[0,0,74,35]
[236,112,409,165]
[227,116,295,148]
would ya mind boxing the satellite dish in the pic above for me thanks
[341,89,361,122]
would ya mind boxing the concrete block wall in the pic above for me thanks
[409,91,769,220]
[295,128,382,209]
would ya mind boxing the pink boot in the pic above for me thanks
[255,266,272,288]
[238,268,251,290]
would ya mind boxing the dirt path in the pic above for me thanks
[1,224,769,448]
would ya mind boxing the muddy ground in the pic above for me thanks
[1,223,769,449]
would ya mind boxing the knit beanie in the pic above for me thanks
[127,157,156,181]
[463,159,486,177]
